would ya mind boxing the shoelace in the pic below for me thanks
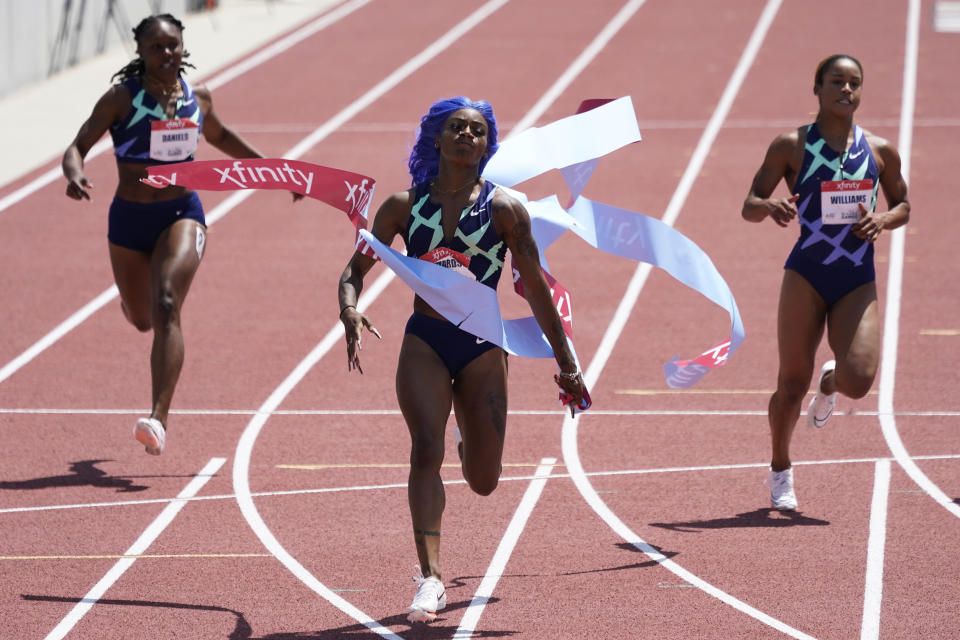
[765,471,791,491]
[411,566,443,608]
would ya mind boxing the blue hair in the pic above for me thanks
[408,97,500,187]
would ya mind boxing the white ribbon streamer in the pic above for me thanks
[364,95,743,387]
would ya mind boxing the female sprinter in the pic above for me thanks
[742,54,910,510]
[62,14,284,455]
[338,97,585,621]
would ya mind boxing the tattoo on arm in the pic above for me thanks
[510,219,539,259]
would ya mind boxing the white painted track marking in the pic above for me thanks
[561,0,818,638]
[0,0,372,386]
[454,458,557,638]
[232,0,658,632]
[860,459,891,640]
[878,0,960,520]
[230,3,520,635]
[0,0,372,212]
[43,458,225,640]
[5,453,960,516]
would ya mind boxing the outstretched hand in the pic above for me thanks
[554,371,588,417]
[340,308,381,374]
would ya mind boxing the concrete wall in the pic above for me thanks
[0,0,340,187]
[0,0,198,99]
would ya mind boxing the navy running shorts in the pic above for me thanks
[108,192,205,253]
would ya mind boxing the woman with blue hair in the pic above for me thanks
[338,97,585,622]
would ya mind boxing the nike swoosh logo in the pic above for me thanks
[813,409,832,427]
[475,338,486,344]
[470,207,485,217]
[848,149,864,159]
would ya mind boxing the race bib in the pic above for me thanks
[420,247,472,279]
[150,119,199,161]
[820,179,873,225]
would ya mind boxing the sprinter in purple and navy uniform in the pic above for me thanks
[337,97,585,622]
[742,54,910,510]
[62,14,293,456]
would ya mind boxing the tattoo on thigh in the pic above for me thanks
[195,226,206,260]
[484,392,507,438]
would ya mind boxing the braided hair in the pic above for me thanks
[111,14,195,84]
[407,97,500,187]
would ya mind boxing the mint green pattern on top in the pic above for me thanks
[801,132,877,205]
[407,192,444,251]
[407,187,506,286]
[455,223,504,283]
[126,90,199,129]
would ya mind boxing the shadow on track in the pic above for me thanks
[560,542,680,576]
[0,460,150,493]
[22,594,251,639]
[249,597,512,639]
[648,508,830,533]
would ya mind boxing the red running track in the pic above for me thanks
[1,0,958,638]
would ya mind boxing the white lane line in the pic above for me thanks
[562,0,817,638]
[232,0,532,630]
[878,0,960,519]
[228,117,960,134]
[454,458,557,638]
[0,1,372,386]
[511,0,649,133]
[233,271,399,638]
[934,1,960,32]
[42,457,225,640]
[861,459,891,640]
[0,0,371,209]
[201,0,374,92]
[7,454,959,516]
[452,1,651,629]
[232,0,653,631]
[0,286,119,384]
[5,407,960,417]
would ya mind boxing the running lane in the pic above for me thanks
[2,0,957,638]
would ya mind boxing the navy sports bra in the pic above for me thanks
[404,180,507,289]
[109,75,203,165]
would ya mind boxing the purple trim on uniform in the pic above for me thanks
[404,312,500,377]
[784,123,878,306]
[108,192,205,253]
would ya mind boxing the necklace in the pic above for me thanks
[431,176,478,196]
[145,76,180,97]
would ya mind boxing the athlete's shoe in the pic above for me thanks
[453,425,463,461]
[134,418,166,456]
[407,565,446,623]
[807,360,838,429]
[767,468,797,511]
